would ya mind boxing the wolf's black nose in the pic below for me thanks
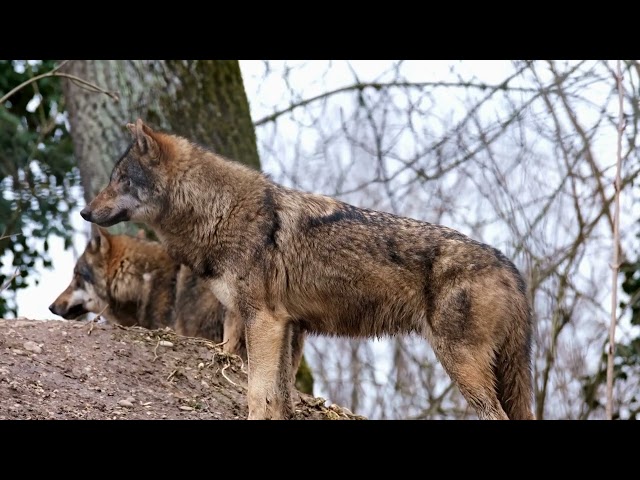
[80,206,92,221]
[48,303,58,315]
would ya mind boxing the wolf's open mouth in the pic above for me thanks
[95,209,131,227]
[64,303,89,319]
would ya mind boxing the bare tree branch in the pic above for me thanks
[0,269,20,293]
[253,79,541,127]
[547,62,615,232]
[606,60,625,420]
[0,60,119,104]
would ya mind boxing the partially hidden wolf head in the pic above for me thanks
[48,228,118,319]
[49,228,150,320]
[80,119,173,227]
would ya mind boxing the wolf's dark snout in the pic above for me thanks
[49,303,60,316]
[80,206,92,221]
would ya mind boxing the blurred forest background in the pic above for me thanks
[1,60,638,419]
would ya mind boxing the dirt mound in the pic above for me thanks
[0,318,365,420]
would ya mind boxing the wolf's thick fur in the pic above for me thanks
[82,119,535,420]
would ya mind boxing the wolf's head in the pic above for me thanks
[80,119,170,228]
[48,228,112,319]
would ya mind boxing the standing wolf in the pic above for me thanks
[81,119,535,420]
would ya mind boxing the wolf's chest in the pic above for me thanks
[207,275,236,309]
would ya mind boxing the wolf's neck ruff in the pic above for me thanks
[152,140,271,280]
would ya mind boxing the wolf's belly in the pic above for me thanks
[287,286,425,338]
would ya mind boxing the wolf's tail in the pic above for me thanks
[495,300,536,420]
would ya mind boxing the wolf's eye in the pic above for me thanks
[77,267,93,283]
[121,175,131,188]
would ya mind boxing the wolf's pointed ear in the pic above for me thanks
[126,122,136,137]
[90,227,111,254]
[134,118,160,157]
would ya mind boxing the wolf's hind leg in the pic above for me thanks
[429,337,508,420]
[245,309,293,420]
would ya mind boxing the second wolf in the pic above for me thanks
[82,119,535,420]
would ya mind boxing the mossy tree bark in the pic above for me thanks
[61,60,314,394]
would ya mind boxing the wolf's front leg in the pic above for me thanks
[245,309,293,420]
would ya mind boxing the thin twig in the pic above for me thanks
[0,60,118,104]
[236,355,246,374]
[0,61,70,103]
[221,361,241,389]
[167,369,178,382]
[66,75,119,101]
[606,60,625,420]
[87,304,108,335]
[0,233,22,243]
[152,340,160,362]
[0,268,20,292]
[206,351,217,369]
[164,332,227,350]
